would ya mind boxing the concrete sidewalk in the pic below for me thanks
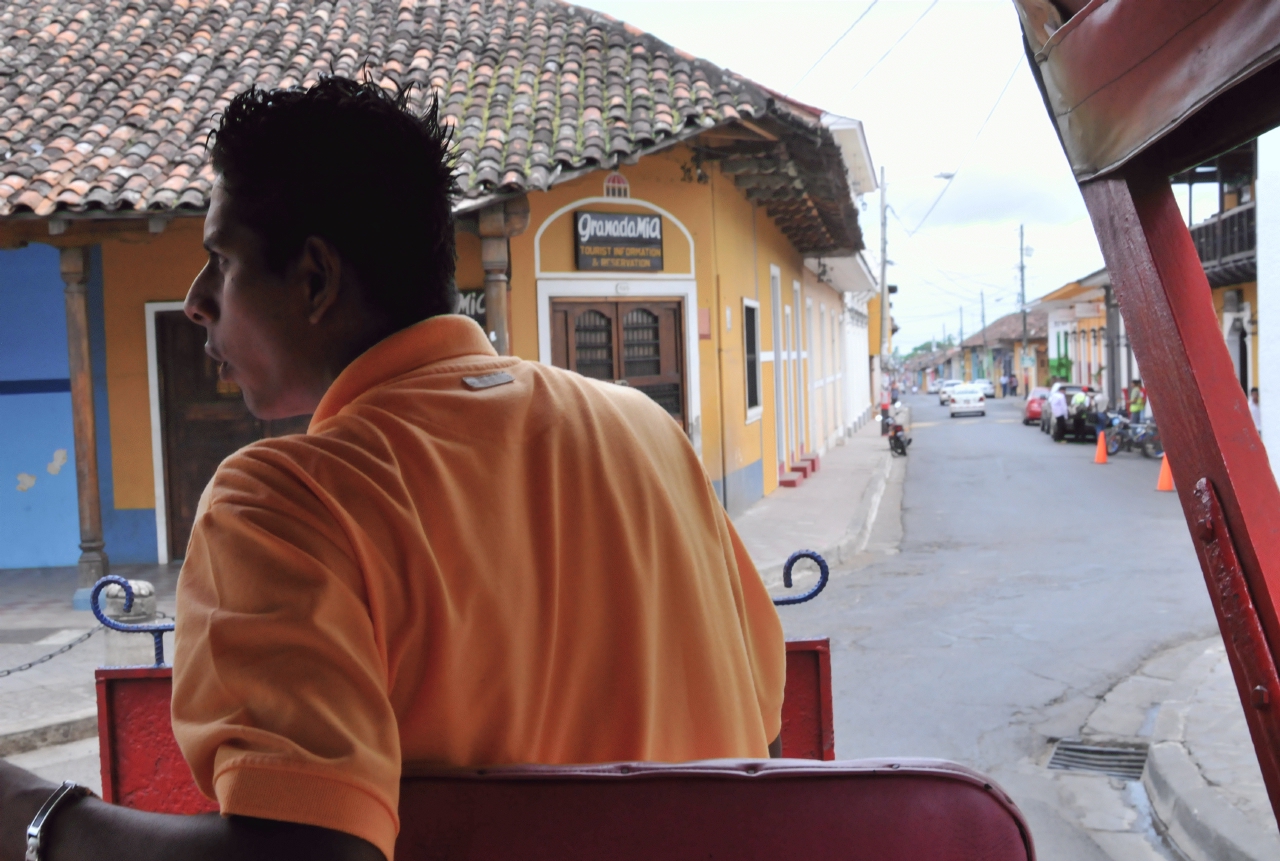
[733,415,905,590]
[1143,639,1280,860]
[0,563,177,791]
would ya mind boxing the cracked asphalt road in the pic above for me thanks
[777,392,1218,860]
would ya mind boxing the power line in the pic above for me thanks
[787,1,879,95]
[908,55,1023,235]
[849,0,939,93]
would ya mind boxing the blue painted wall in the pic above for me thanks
[86,247,158,564]
[0,244,158,569]
[0,244,80,567]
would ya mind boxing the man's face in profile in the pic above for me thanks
[184,180,318,420]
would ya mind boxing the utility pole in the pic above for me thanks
[1019,224,1029,393]
[878,166,890,433]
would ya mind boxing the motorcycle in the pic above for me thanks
[1105,414,1164,458]
[886,401,911,457]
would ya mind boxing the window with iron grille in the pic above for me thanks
[573,309,616,380]
[744,299,762,421]
[623,308,661,377]
[551,300,686,429]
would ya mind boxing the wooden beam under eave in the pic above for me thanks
[0,214,205,249]
[735,174,803,191]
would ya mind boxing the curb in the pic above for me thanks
[1143,649,1280,861]
[759,449,895,589]
[0,710,98,758]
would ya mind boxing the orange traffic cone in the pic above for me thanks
[1094,432,1108,464]
[1156,454,1174,492]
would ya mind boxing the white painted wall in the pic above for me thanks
[850,305,871,427]
[1258,127,1280,453]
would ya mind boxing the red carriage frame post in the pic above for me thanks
[1012,0,1280,821]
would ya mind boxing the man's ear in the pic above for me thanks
[297,235,344,324]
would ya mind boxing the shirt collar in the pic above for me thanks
[310,314,498,428]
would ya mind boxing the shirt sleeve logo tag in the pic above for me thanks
[462,371,516,390]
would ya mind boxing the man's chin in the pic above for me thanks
[242,391,314,421]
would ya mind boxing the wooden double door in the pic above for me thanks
[155,311,310,559]
[550,300,686,429]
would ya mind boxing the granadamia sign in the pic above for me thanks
[574,211,664,271]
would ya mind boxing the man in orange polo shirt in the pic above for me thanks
[0,78,783,861]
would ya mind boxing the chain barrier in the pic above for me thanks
[0,584,175,679]
[0,626,101,679]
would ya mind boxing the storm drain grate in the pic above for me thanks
[1048,740,1149,780]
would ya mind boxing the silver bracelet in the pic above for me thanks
[25,781,94,861]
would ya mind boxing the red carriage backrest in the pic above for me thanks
[95,663,1033,860]
[395,759,1034,861]
[95,639,838,809]
[782,638,835,760]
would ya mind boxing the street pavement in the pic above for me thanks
[776,392,1272,860]
[1,394,1275,860]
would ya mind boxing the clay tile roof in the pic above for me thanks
[0,0,861,254]
[960,308,1049,348]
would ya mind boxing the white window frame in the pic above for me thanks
[770,265,785,469]
[743,298,763,423]
[145,300,187,565]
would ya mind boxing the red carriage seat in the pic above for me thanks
[97,662,1034,860]
[395,758,1034,861]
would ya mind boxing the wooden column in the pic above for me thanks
[1082,170,1280,820]
[60,246,109,590]
[477,196,530,356]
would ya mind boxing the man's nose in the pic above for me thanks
[184,267,216,326]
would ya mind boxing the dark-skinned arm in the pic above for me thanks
[0,761,383,861]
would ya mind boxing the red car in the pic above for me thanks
[1023,387,1050,425]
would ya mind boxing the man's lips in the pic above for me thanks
[204,344,231,380]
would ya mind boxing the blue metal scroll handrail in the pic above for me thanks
[772,550,830,606]
[91,576,175,667]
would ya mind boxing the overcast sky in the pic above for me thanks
[582,0,1204,352]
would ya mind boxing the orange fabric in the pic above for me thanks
[172,314,785,860]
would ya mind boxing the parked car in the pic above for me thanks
[938,379,964,405]
[973,378,996,398]
[1023,387,1050,425]
[1040,383,1101,440]
[949,384,986,417]
[1040,383,1084,433]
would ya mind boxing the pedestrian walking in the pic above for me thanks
[1251,387,1262,436]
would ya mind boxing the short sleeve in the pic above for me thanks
[172,445,400,861]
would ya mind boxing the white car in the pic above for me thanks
[925,378,941,394]
[949,384,986,417]
[973,378,996,398]
[938,380,964,405]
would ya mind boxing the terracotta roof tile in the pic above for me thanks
[0,0,861,254]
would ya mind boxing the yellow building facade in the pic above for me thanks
[1,139,867,566]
